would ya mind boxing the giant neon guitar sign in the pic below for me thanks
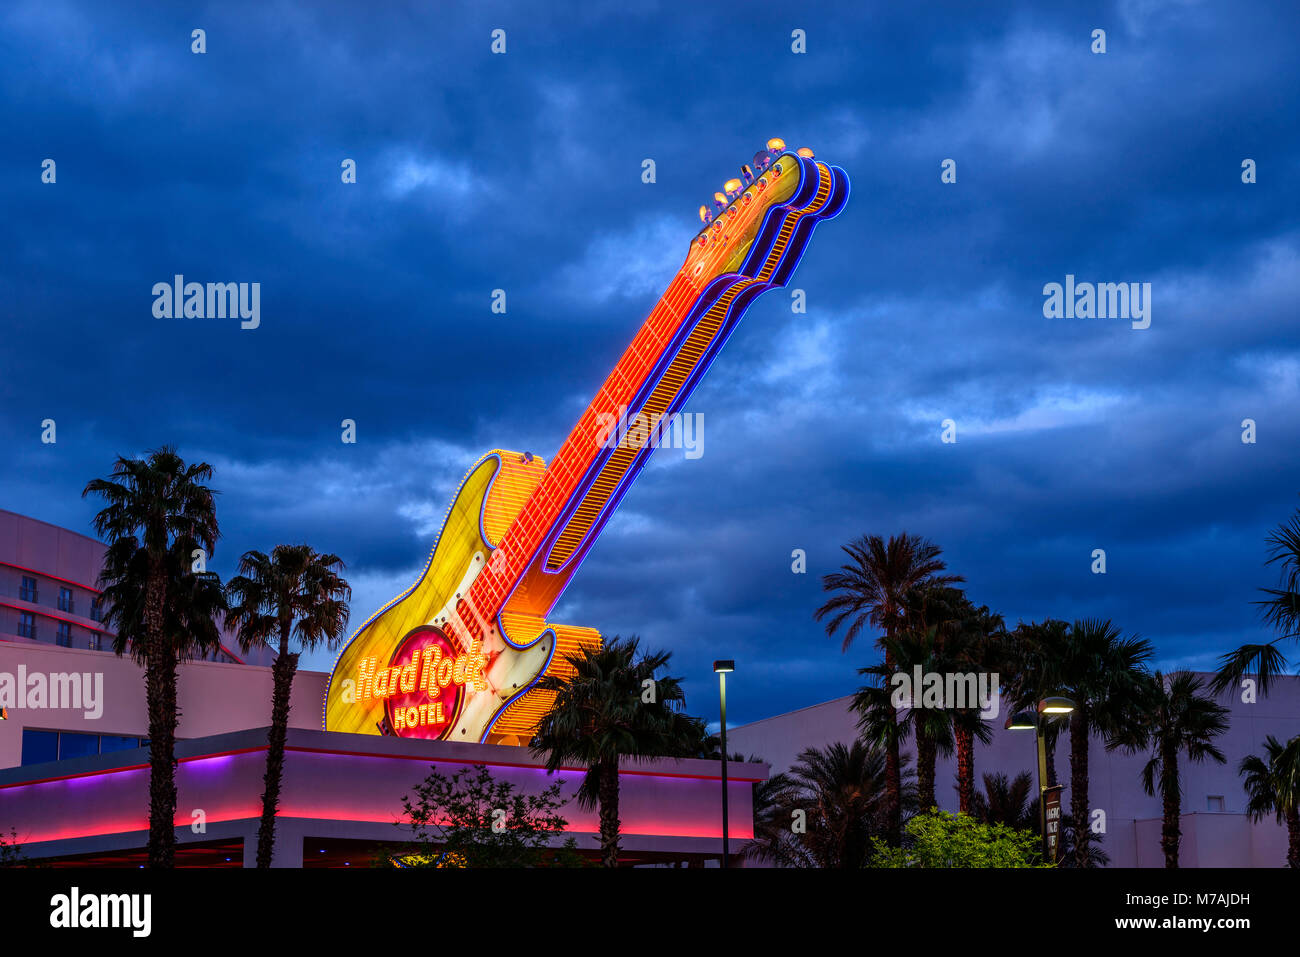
[325,139,849,744]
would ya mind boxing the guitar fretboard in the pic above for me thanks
[463,269,703,628]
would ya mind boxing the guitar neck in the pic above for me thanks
[463,149,846,622]
[466,269,701,612]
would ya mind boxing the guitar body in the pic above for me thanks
[324,450,599,744]
[325,142,848,745]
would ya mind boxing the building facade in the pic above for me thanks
[0,509,269,667]
[0,510,758,866]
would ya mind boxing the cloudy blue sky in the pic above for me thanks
[2,0,1297,727]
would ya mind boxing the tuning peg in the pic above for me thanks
[699,204,713,224]
[723,178,742,200]
[766,137,786,153]
[741,164,754,185]
[796,147,815,158]
[753,149,774,172]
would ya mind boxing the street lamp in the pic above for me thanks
[1006,696,1075,863]
[713,659,734,869]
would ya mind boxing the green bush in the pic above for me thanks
[870,809,1048,868]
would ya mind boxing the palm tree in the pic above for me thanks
[816,533,962,843]
[1116,671,1228,868]
[83,447,225,868]
[1055,619,1154,867]
[852,626,951,812]
[972,771,1037,831]
[748,740,914,868]
[225,545,351,868]
[1240,735,1300,868]
[1213,507,1300,696]
[948,601,1004,813]
[531,637,701,867]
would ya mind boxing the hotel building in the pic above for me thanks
[0,509,756,866]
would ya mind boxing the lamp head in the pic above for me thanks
[1038,696,1076,715]
[1005,710,1037,731]
[713,660,735,674]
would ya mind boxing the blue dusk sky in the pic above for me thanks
[1,0,1297,728]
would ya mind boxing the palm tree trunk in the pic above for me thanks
[1069,707,1090,867]
[915,729,936,811]
[1161,746,1180,868]
[597,760,621,868]
[955,724,975,814]
[144,566,177,869]
[256,627,296,868]
[1287,806,1300,869]
[883,640,901,844]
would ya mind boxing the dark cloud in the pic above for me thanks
[1,0,1296,728]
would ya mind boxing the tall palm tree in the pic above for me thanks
[852,626,951,812]
[1055,619,1155,867]
[1115,671,1228,868]
[816,533,962,843]
[531,637,701,867]
[904,584,969,806]
[83,447,224,868]
[225,545,351,868]
[1239,734,1300,868]
[1213,506,1300,696]
[948,601,1004,813]
[748,740,914,868]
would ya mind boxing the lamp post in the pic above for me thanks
[1006,696,1075,863]
[713,659,734,869]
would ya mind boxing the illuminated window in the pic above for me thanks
[20,576,37,603]
[17,613,35,639]
[88,633,102,651]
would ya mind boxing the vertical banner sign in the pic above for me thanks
[1043,784,1065,863]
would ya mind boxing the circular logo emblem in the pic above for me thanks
[385,626,465,739]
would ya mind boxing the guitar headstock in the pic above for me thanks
[682,137,823,286]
